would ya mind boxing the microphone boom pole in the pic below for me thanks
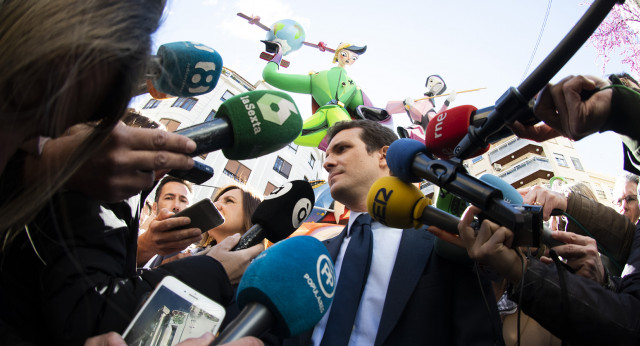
[454,0,622,159]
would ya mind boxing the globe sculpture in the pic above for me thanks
[266,19,305,56]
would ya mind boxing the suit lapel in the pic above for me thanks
[323,225,348,262]
[374,228,434,346]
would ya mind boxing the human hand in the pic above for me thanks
[207,234,264,285]
[84,332,263,346]
[540,231,605,284]
[160,251,193,265]
[137,209,202,266]
[520,185,568,220]
[176,333,263,346]
[532,75,612,141]
[62,122,195,201]
[458,206,525,283]
[84,332,126,346]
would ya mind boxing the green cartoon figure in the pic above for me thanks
[262,41,373,150]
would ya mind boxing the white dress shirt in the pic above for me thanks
[311,211,403,345]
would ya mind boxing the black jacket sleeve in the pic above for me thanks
[0,191,233,345]
[510,230,640,345]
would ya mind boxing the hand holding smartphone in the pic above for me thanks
[170,198,225,233]
[122,276,226,345]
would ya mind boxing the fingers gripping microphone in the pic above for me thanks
[233,180,315,250]
[148,41,223,97]
[212,236,335,344]
[174,90,303,159]
[479,174,563,248]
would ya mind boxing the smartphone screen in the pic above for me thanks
[123,276,226,345]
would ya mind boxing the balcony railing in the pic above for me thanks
[420,183,435,196]
[498,157,553,185]
[488,137,540,163]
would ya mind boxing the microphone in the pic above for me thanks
[425,105,524,159]
[147,41,223,97]
[366,176,460,233]
[212,236,335,344]
[386,138,545,247]
[233,180,315,250]
[478,174,523,204]
[478,174,563,248]
[367,176,470,263]
[174,89,303,159]
[452,0,619,159]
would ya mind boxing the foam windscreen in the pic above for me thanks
[425,105,489,159]
[252,180,315,242]
[216,90,303,159]
[236,236,335,337]
[367,176,430,229]
[153,41,222,97]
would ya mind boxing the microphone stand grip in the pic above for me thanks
[211,302,274,345]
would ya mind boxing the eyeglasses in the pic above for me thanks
[614,195,638,206]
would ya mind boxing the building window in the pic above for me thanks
[553,153,569,167]
[205,109,217,122]
[143,98,162,109]
[570,157,584,171]
[171,97,198,111]
[221,90,234,102]
[264,182,277,196]
[471,156,483,164]
[273,156,292,178]
[223,160,251,184]
[159,118,181,132]
[287,143,299,153]
[308,154,316,169]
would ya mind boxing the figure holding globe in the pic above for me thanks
[238,13,379,150]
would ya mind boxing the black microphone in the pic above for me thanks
[233,180,315,250]
[453,0,619,159]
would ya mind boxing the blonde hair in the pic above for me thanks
[0,0,166,243]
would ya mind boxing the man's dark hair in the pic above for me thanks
[326,119,398,153]
[154,176,193,203]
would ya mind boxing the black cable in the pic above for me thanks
[521,0,553,82]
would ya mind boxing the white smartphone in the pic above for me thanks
[122,276,226,345]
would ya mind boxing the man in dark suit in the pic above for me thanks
[283,119,503,345]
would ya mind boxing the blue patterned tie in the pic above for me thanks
[320,213,373,346]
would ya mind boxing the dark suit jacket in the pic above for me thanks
[282,224,504,346]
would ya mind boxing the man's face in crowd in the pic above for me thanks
[323,127,387,211]
[614,181,640,224]
[154,181,191,214]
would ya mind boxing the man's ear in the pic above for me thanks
[152,202,158,215]
[379,146,389,169]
